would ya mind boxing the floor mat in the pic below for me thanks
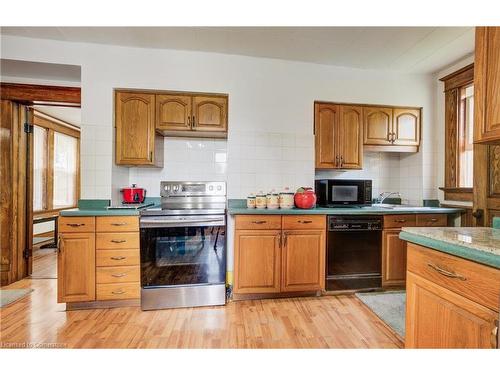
[355,291,406,338]
[1,289,33,308]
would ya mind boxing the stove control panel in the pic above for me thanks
[161,181,226,197]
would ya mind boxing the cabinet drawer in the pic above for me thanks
[407,243,500,312]
[384,214,416,228]
[96,216,139,232]
[416,214,447,227]
[235,215,282,230]
[282,215,326,230]
[96,282,140,300]
[96,265,140,284]
[96,249,139,267]
[58,216,95,233]
[96,232,139,249]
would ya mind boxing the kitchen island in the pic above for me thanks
[400,227,500,348]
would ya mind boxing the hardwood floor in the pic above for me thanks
[0,277,402,349]
[29,247,57,279]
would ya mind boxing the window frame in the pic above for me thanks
[439,63,474,202]
[32,111,80,214]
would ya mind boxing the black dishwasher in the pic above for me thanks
[326,215,382,291]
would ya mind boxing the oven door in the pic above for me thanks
[140,215,226,288]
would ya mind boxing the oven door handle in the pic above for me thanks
[140,217,226,228]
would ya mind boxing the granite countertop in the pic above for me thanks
[59,198,160,217]
[227,199,463,215]
[400,227,500,269]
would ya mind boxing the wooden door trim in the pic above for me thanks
[0,83,81,105]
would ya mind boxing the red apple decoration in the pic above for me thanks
[294,187,317,209]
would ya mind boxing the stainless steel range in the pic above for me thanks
[139,181,226,310]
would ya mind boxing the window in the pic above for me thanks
[439,64,474,201]
[33,112,80,212]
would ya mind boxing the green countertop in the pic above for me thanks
[400,227,500,269]
[227,199,463,215]
[59,198,160,217]
[494,217,500,229]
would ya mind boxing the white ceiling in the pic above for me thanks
[1,27,475,73]
[33,105,81,127]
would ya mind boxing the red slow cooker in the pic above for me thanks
[121,184,146,204]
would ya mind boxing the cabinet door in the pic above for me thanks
[475,27,500,143]
[115,91,157,165]
[363,107,393,145]
[406,271,498,348]
[338,105,363,169]
[192,95,228,132]
[382,229,406,287]
[156,94,192,131]
[281,230,325,292]
[314,103,339,168]
[57,232,95,303]
[234,230,281,294]
[393,108,420,146]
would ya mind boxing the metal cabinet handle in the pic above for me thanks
[335,155,339,168]
[187,116,191,127]
[111,273,127,278]
[192,115,196,128]
[492,321,499,349]
[67,223,85,227]
[111,239,126,243]
[58,237,63,253]
[110,256,126,260]
[251,220,267,224]
[111,290,126,295]
[283,232,288,247]
[111,222,127,226]
[340,156,344,168]
[298,220,313,224]
[277,234,282,248]
[395,219,407,223]
[427,263,467,281]
[429,218,438,222]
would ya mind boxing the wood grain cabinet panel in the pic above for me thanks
[96,232,139,250]
[96,265,140,284]
[235,215,282,230]
[96,216,139,232]
[393,108,420,146]
[338,105,363,169]
[58,216,95,233]
[475,27,500,144]
[364,107,393,145]
[192,95,228,132]
[405,271,498,348]
[315,103,339,169]
[96,282,140,300]
[382,229,407,287]
[233,230,281,294]
[57,232,95,303]
[115,91,163,166]
[96,249,140,267]
[156,94,192,131]
[281,230,325,292]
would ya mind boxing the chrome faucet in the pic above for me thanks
[378,192,402,204]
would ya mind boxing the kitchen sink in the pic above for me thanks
[370,203,431,211]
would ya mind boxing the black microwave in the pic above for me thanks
[315,179,372,207]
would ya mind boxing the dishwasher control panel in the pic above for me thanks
[328,215,382,231]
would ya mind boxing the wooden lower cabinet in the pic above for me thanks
[233,230,281,294]
[281,230,325,292]
[382,229,407,287]
[233,215,326,296]
[406,271,498,348]
[58,232,96,303]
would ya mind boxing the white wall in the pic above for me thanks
[433,54,475,206]
[1,34,438,205]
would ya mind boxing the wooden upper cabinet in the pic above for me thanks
[156,94,192,131]
[115,91,163,167]
[474,27,500,144]
[315,103,339,169]
[363,107,393,145]
[57,232,95,303]
[192,96,228,132]
[393,108,420,146]
[338,105,363,169]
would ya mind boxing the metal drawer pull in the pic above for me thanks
[111,290,125,295]
[111,222,127,226]
[492,321,499,349]
[283,232,288,247]
[395,219,407,223]
[298,220,312,224]
[251,220,267,224]
[427,263,467,281]
[110,256,126,260]
[111,273,127,278]
[429,218,438,222]
[111,239,126,243]
[67,223,85,227]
